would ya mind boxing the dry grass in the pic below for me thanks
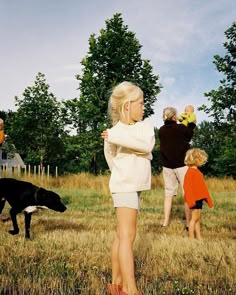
[0,174,235,294]
[15,172,236,194]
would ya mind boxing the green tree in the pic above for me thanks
[199,22,236,177]
[65,13,161,174]
[152,128,162,174]
[10,72,65,170]
[191,121,221,175]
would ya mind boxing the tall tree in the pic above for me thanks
[65,13,161,174]
[199,22,236,124]
[199,22,236,177]
[10,72,65,170]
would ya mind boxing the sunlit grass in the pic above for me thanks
[0,174,235,294]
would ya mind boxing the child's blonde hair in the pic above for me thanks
[184,148,208,167]
[108,81,143,125]
[162,107,177,121]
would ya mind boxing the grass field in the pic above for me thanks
[0,174,235,294]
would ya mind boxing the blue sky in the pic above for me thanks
[0,0,235,127]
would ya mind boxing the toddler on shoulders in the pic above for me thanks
[178,105,196,126]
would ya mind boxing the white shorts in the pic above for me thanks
[112,192,141,210]
[163,166,188,197]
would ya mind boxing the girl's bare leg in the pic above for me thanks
[189,209,201,239]
[111,233,122,286]
[163,195,173,226]
[184,202,191,228]
[116,207,139,295]
[194,210,201,240]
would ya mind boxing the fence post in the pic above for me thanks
[38,165,41,178]
[42,166,45,179]
[17,165,20,177]
[28,165,31,177]
[47,165,50,179]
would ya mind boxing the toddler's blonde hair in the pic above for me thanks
[108,81,143,125]
[185,148,208,167]
[185,105,194,113]
[162,107,177,121]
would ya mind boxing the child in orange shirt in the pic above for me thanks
[184,148,213,240]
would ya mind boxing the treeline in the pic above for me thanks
[0,15,235,177]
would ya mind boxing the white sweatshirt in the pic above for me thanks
[104,119,155,193]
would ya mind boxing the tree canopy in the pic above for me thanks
[64,13,161,173]
[8,72,65,169]
[2,17,235,177]
[198,22,236,177]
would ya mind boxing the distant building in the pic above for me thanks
[0,148,26,177]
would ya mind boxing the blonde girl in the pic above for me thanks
[184,148,213,240]
[102,81,155,295]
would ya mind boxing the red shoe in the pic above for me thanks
[0,215,10,222]
[107,284,122,295]
[119,291,142,295]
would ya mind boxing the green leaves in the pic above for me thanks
[66,13,161,173]
[9,73,65,167]
[197,22,236,177]
[200,22,236,124]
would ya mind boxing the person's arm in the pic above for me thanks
[104,140,117,171]
[187,113,197,124]
[181,122,196,142]
[107,121,155,153]
[184,171,195,208]
[0,130,5,144]
[198,172,214,208]
[178,113,187,122]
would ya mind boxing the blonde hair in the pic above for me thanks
[108,81,143,125]
[185,105,194,113]
[162,107,177,121]
[184,148,208,167]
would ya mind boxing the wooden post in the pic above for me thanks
[42,166,45,179]
[6,163,8,176]
[17,165,20,177]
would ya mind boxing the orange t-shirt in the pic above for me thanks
[0,130,5,144]
[184,167,213,208]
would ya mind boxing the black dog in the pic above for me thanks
[0,178,67,239]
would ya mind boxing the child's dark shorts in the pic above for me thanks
[190,199,205,209]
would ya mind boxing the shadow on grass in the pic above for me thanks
[36,218,87,232]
